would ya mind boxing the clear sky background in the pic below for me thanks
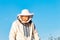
[0,0,60,40]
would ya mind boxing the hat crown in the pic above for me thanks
[20,9,33,15]
[21,9,30,14]
[17,9,33,16]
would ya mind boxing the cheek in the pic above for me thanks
[25,17,29,20]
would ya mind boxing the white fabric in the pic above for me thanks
[18,9,33,16]
[9,20,40,40]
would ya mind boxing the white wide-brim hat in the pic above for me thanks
[18,9,33,16]
[17,9,34,23]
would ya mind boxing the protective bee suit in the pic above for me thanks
[9,9,40,40]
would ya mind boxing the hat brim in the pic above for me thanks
[19,13,33,16]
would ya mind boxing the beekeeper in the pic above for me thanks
[9,9,40,40]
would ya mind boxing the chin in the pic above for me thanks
[21,21,28,23]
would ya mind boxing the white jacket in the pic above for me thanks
[9,20,40,40]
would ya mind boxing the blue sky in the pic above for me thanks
[0,0,60,40]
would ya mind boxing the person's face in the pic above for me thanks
[20,16,29,23]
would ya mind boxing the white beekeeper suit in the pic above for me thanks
[9,9,40,40]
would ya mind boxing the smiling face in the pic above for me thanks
[20,16,30,23]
